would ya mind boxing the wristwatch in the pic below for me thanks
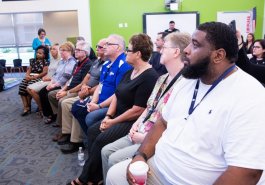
[132,151,148,161]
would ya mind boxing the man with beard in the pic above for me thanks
[106,22,265,185]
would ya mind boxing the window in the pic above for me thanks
[0,13,43,66]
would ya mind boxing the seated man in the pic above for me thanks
[48,41,92,128]
[57,38,107,154]
[107,22,265,185]
[148,32,168,76]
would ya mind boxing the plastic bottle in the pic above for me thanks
[77,147,85,166]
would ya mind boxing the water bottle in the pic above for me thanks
[77,147,85,166]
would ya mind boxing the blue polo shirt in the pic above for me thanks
[98,53,132,103]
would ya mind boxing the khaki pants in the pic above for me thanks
[61,96,84,143]
[48,90,77,126]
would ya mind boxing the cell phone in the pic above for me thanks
[229,20,236,34]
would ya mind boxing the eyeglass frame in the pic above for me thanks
[75,48,86,52]
[105,42,119,47]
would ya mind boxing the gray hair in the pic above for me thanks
[109,34,126,51]
[76,40,91,56]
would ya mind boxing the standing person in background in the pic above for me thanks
[244,33,255,54]
[32,28,51,59]
[149,32,168,76]
[164,20,179,33]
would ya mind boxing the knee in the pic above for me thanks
[101,145,112,160]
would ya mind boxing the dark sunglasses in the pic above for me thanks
[96,45,104,49]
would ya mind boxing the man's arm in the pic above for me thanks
[214,166,262,185]
[127,117,167,184]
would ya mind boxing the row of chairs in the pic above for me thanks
[0,59,24,73]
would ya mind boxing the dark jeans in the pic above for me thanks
[78,120,134,183]
[39,86,60,117]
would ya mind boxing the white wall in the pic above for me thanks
[44,11,79,44]
[0,0,91,44]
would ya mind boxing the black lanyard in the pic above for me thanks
[143,70,183,123]
[188,65,236,116]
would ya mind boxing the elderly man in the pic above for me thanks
[107,22,265,185]
[57,38,107,153]
[48,41,92,128]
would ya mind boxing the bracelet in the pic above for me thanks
[98,104,102,109]
[105,114,113,119]
[132,151,148,161]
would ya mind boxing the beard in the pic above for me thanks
[182,56,210,79]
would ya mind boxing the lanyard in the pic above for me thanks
[73,57,89,76]
[142,70,183,123]
[188,65,236,115]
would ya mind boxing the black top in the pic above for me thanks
[250,57,265,65]
[237,47,265,85]
[115,68,158,116]
[164,28,180,33]
[89,48,97,61]
[67,57,92,90]
[149,51,167,76]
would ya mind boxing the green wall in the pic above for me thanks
[90,0,264,46]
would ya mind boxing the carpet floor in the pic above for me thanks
[0,86,83,185]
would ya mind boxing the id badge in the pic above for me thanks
[98,83,103,94]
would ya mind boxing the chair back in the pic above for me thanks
[0,59,6,67]
[13,59,22,67]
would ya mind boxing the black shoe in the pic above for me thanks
[52,123,60,127]
[60,142,83,154]
[57,134,71,145]
[21,110,31,117]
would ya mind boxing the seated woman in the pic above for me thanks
[103,32,191,183]
[27,43,61,117]
[38,41,76,123]
[67,33,159,185]
[18,45,49,116]
[249,39,265,65]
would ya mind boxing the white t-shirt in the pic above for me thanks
[154,68,265,185]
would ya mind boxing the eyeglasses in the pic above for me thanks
[253,46,261,49]
[96,45,104,49]
[105,42,119,47]
[75,49,86,52]
[125,48,134,53]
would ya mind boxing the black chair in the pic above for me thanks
[0,59,8,73]
[11,59,24,73]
